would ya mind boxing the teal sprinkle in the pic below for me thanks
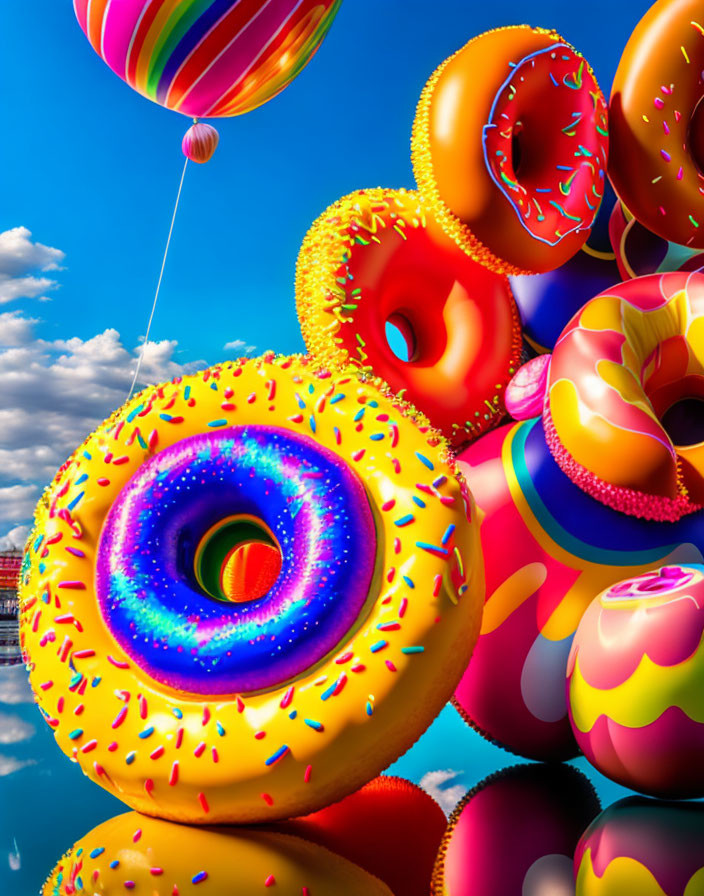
[126,405,143,423]
[67,492,84,512]
[184,386,191,400]
[69,673,83,689]
[330,393,345,404]
[68,729,83,740]
[370,640,387,653]
[289,710,298,719]
[138,726,154,739]
[442,524,455,545]
[368,400,379,407]
[401,646,425,655]
[90,848,105,859]
[75,877,83,891]
[159,413,172,422]
[75,473,88,485]
[41,590,50,604]
[192,871,208,884]
[207,419,228,427]
[210,382,218,390]
[38,562,46,574]
[172,707,183,719]
[369,433,384,441]
[91,676,101,687]
[460,583,468,594]
[394,514,415,527]
[309,415,316,433]
[354,408,366,421]
[137,433,148,450]
[549,200,581,222]
[126,751,136,764]
[413,496,426,508]
[320,681,337,701]
[296,393,306,409]
[366,701,374,716]
[216,721,225,736]
[305,718,324,731]
[415,451,434,470]
[265,744,290,766]
[402,576,415,589]
[109,860,120,869]
[416,541,448,555]
[82,450,92,460]
[308,383,315,394]
[33,534,44,551]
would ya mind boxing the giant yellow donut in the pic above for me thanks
[20,354,483,823]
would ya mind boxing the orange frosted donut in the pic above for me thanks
[296,188,522,446]
[609,0,704,248]
[412,26,609,275]
[545,272,704,522]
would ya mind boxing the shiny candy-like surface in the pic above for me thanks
[43,810,394,896]
[96,426,376,695]
[568,565,704,799]
[456,417,704,760]
[546,272,704,521]
[609,0,704,249]
[575,797,704,895]
[73,0,341,118]
[20,354,484,823]
[296,188,522,447]
[181,121,219,163]
[412,26,608,275]
[432,764,601,896]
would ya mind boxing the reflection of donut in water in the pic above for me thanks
[575,797,704,895]
[296,188,522,446]
[43,812,394,896]
[44,776,444,896]
[20,355,483,823]
[432,763,600,895]
[568,564,704,799]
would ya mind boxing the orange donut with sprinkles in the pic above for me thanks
[19,354,483,824]
[296,188,522,446]
[412,26,609,275]
[609,0,704,248]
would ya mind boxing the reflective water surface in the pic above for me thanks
[1,663,701,895]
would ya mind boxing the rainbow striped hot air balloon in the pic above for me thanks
[73,0,342,126]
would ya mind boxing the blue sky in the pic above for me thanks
[0,0,649,545]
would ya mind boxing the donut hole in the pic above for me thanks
[689,96,704,176]
[385,313,418,363]
[511,124,524,176]
[193,515,283,604]
[661,397,704,447]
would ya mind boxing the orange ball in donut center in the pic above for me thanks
[220,541,282,603]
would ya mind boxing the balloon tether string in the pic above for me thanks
[127,154,189,400]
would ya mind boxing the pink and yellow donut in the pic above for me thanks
[545,272,704,522]
[568,564,704,799]
[20,354,483,823]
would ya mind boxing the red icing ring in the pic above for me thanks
[296,188,523,445]
[609,0,704,248]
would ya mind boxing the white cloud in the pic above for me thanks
[0,526,28,552]
[0,757,36,777]
[0,311,39,347]
[0,227,65,305]
[419,769,466,816]
[0,316,206,541]
[0,667,32,705]
[0,713,34,745]
[223,339,256,355]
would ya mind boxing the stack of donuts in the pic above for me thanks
[20,0,704,893]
